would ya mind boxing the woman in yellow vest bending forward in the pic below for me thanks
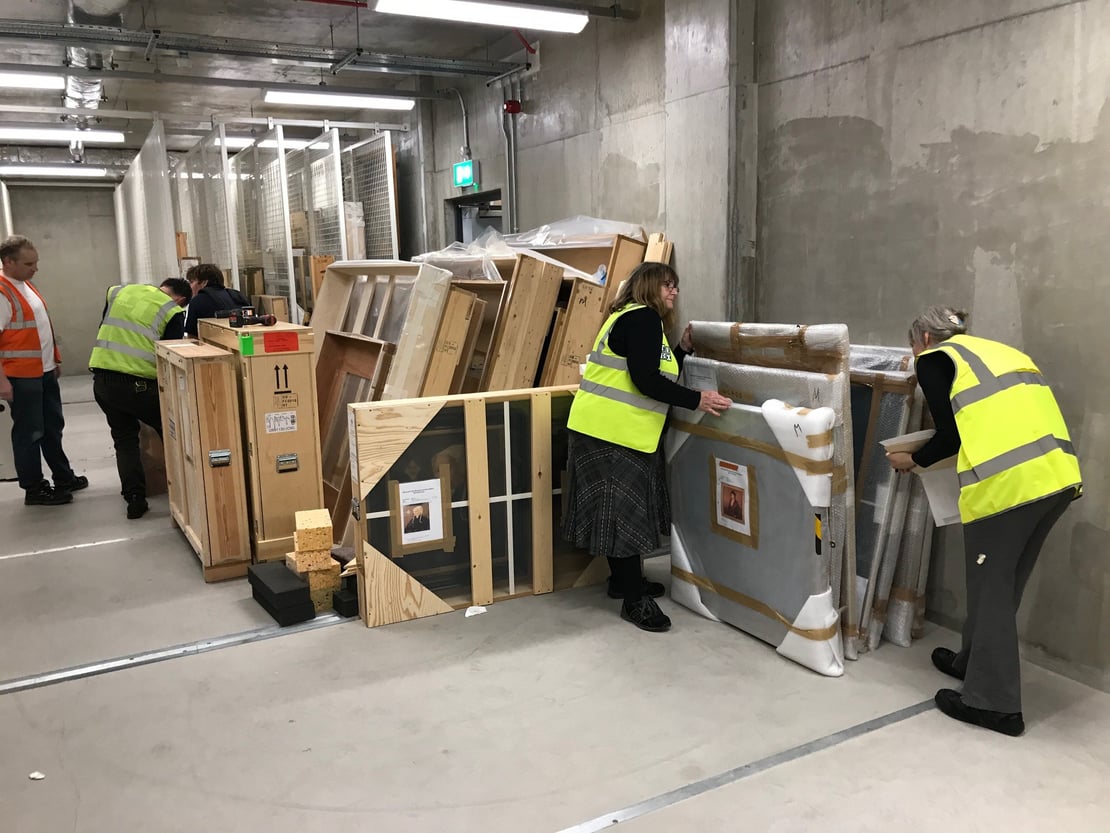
[887,306,1082,736]
[564,262,732,632]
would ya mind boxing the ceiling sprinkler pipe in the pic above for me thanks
[444,88,470,159]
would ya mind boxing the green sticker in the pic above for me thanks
[239,332,255,356]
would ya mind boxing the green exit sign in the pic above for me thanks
[453,159,478,188]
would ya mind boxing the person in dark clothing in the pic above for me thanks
[886,305,1082,736]
[90,278,191,519]
[183,263,251,337]
[563,261,732,632]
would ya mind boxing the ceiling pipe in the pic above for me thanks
[63,0,130,130]
[0,20,521,78]
[443,88,470,160]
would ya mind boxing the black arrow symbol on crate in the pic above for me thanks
[274,363,292,394]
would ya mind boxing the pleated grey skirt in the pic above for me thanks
[561,430,671,559]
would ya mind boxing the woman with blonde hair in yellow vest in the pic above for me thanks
[887,306,1082,736]
[564,262,731,631]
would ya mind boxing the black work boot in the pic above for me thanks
[55,474,89,493]
[620,596,672,632]
[25,480,73,506]
[608,577,666,600]
[126,494,149,520]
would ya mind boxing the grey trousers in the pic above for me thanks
[952,489,1074,713]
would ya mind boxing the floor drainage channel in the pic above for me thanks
[555,698,936,833]
[0,612,350,696]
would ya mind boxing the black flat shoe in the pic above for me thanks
[608,578,665,599]
[620,597,671,632]
[935,688,1024,737]
[931,647,966,681]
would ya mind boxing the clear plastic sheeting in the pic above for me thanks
[413,228,517,282]
[502,215,646,247]
[848,343,934,652]
[341,133,398,260]
[686,321,858,659]
[115,120,176,284]
[230,127,297,320]
[183,126,238,280]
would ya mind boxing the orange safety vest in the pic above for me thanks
[0,274,61,378]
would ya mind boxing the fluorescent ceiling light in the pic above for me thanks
[217,136,257,150]
[374,0,589,33]
[263,90,416,111]
[0,165,111,178]
[257,138,312,150]
[0,127,126,144]
[0,71,66,91]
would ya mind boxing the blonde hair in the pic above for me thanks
[909,305,968,347]
[608,261,678,329]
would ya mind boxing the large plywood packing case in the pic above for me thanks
[197,320,325,562]
[156,340,252,581]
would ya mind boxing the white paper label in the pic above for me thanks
[265,410,297,433]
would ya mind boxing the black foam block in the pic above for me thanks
[332,587,358,618]
[252,587,316,626]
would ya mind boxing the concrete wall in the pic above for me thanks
[416,0,752,327]
[756,0,1110,689]
[7,186,121,377]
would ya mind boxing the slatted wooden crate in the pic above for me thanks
[156,340,251,581]
[198,320,325,562]
[348,386,607,628]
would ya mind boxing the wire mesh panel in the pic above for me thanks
[341,132,399,259]
[230,127,297,320]
[181,126,239,284]
[115,120,176,284]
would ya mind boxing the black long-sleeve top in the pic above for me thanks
[911,351,961,468]
[605,306,702,411]
[184,286,251,337]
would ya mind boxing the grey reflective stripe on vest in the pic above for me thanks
[942,341,1047,414]
[586,349,679,381]
[0,349,41,358]
[2,319,35,330]
[958,435,1077,487]
[106,285,125,306]
[102,316,160,339]
[1,286,26,325]
[578,379,670,414]
[94,338,155,363]
[151,299,180,333]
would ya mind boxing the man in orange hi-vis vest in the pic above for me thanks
[0,235,87,506]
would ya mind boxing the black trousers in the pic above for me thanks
[92,371,163,500]
[954,489,1074,713]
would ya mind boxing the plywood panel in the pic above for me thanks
[545,278,607,387]
[481,255,563,392]
[421,288,477,397]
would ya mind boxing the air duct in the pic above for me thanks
[63,0,129,133]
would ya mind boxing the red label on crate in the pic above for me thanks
[263,331,299,353]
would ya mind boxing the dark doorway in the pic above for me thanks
[444,189,502,246]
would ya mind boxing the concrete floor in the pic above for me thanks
[1,378,1108,832]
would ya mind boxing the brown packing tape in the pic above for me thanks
[890,586,920,603]
[806,429,834,448]
[849,369,919,394]
[672,566,839,642]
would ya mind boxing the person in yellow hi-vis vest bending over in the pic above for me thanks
[563,262,731,632]
[887,306,1082,736]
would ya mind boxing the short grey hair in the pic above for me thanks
[0,235,35,263]
[909,305,969,347]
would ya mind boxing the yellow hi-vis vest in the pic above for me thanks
[567,304,681,453]
[920,334,1082,523]
[89,284,183,379]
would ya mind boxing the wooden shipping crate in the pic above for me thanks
[311,260,452,400]
[348,386,608,628]
[156,340,251,581]
[539,277,608,387]
[421,287,480,397]
[197,320,325,562]
[316,330,395,543]
[479,254,564,392]
[251,294,291,322]
[530,234,647,310]
[450,279,509,393]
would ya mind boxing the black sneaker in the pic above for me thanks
[55,474,89,493]
[126,495,149,520]
[25,481,73,506]
[935,688,1024,736]
[608,577,666,599]
[931,647,966,681]
[620,597,672,632]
